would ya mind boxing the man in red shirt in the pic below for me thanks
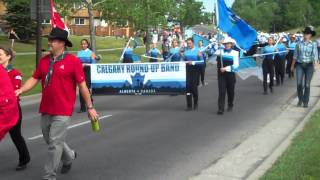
[16,28,99,180]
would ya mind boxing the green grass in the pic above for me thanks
[261,109,320,180]
[1,35,143,52]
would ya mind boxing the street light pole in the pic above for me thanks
[36,0,42,67]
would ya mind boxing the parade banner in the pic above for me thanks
[91,62,186,95]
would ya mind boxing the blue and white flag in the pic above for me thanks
[237,51,263,81]
[216,0,257,51]
[193,34,210,48]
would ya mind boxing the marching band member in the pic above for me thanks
[286,34,297,78]
[77,39,96,113]
[149,43,162,62]
[215,37,239,115]
[183,38,204,111]
[169,39,181,62]
[275,37,287,85]
[262,37,276,94]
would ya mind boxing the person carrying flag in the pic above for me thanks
[182,38,204,111]
[215,37,239,115]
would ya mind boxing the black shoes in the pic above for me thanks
[61,151,77,174]
[217,110,224,115]
[15,158,30,171]
[15,163,27,171]
[297,101,302,107]
[185,104,198,111]
[227,106,233,112]
[193,104,198,111]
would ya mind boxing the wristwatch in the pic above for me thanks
[87,104,94,110]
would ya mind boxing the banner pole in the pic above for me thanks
[119,37,133,63]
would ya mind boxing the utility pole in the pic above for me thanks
[36,0,42,67]
[145,0,150,53]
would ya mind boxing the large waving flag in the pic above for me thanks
[216,0,257,51]
[237,51,263,81]
[49,0,69,33]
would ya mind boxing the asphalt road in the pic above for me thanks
[0,64,297,180]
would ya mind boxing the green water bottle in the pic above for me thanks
[91,118,100,132]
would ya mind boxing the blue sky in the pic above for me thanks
[200,0,215,12]
[200,0,235,12]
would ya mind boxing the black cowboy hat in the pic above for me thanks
[48,28,73,47]
[302,26,316,37]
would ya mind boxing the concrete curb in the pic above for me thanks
[190,70,320,180]
[247,89,320,180]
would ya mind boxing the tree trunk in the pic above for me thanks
[87,0,97,54]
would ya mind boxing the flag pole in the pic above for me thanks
[215,0,224,67]
[119,37,133,63]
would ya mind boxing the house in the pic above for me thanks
[42,2,134,37]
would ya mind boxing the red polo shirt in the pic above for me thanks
[0,66,18,140]
[7,68,22,101]
[8,69,22,90]
[33,53,85,116]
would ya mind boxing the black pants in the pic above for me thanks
[200,62,206,84]
[286,51,295,78]
[79,66,93,111]
[274,55,285,85]
[186,65,200,108]
[9,103,30,165]
[123,57,133,63]
[262,60,274,92]
[218,72,236,112]
[149,58,158,63]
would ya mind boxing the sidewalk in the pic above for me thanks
[190,70,320,180]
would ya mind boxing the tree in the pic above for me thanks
[233,0,320,32]
[4,0,36,42]
[169,0,205,34]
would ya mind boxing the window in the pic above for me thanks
[74,18,85,25]
[42,19,51,24]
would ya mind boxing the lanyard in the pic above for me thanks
[44,52,66,88]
